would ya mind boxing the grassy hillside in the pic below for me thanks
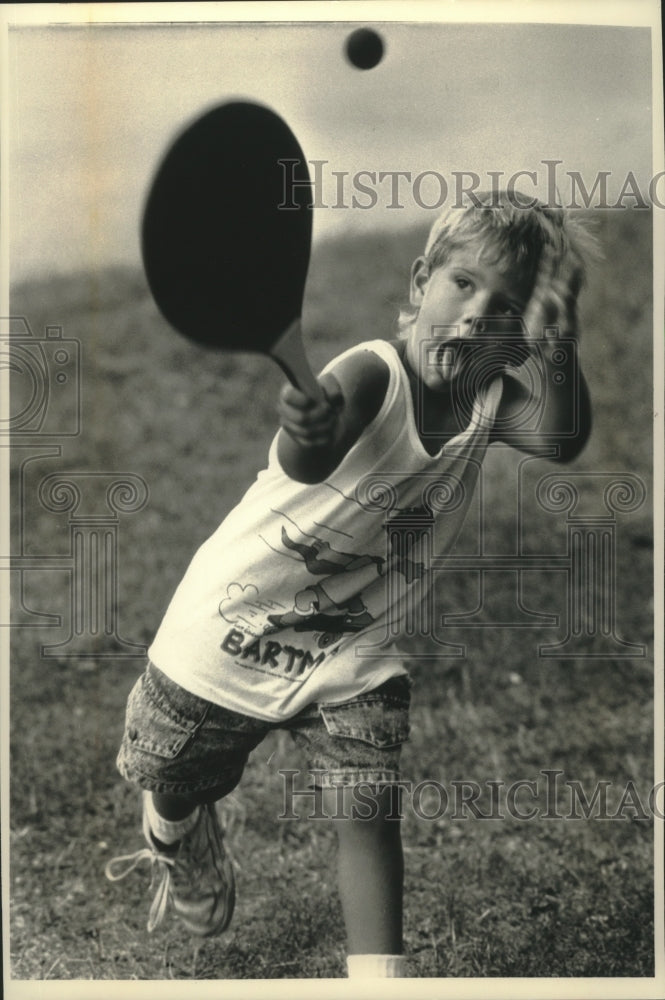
[8,208,655,981]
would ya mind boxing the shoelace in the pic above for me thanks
[105,847,175,932]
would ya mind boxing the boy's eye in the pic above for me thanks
[455,277,471,290]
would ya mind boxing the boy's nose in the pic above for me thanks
[461,293,493,334]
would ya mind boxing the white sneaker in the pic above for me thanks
[105,793,235,937]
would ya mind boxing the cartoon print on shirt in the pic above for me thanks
[217,504,434,661]
[263,513,432,648]
[267,526,381,638]
[218,582,286,635]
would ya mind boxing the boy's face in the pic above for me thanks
[406,241,533,391]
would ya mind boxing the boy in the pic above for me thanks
[106,192,593,978]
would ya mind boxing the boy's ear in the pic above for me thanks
[409,256,430,306]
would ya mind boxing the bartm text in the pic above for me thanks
[221,628,325,677]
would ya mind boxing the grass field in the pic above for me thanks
[7,208,656,981]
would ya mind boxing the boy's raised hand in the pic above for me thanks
[278,380,344,448]
[496,243,592,460]
[523,244,584,349]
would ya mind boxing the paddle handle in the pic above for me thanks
[270,319,324,402]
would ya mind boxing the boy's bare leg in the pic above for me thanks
[150,786,232,838]
[322,784,403,955]
[149,786,234,852]
[152,791,206,821]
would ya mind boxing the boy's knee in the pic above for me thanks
[152,778,239,816]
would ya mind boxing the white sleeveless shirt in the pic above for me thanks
[149,340,503,720]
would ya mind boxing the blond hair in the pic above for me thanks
[397,190,598,336]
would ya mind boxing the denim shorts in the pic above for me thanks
[116,662,411,795]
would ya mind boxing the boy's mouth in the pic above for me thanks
[427,339,470,380]
[427,333,531,382]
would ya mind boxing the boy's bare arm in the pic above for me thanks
[497,351,591,462]
[494,251,592,463]
[276,350,390,483]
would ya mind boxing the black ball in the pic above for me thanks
[345,28,384,70]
